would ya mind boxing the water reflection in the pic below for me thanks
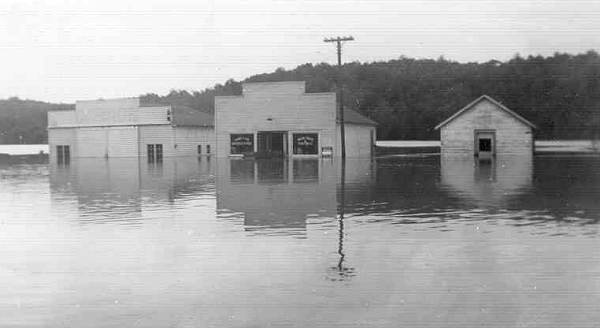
[440,154,533,207]
[49,157,214,224]
[328,161,356,281]
[3,154,600,327]
[338,154,600,228]
[216,158,339,235]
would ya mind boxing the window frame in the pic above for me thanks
[230,134,254,155]
[292,133,319,155]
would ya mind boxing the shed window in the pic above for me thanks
[293,133,318,155]
[479,139,492,152]
[206,145,211,154]
[56,145,70,164]
[230,134,254,154]
[147,144,163,162]
[197,145,202,154]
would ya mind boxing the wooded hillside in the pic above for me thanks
[0,98,73,144]
[142,51,600,140]
[1,51,599,143]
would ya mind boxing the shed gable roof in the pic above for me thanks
[434,95,536,130]
[339,108,378,126]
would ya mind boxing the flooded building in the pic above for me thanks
[47,97,214,162]
[435,95,536,157]
[215,81,377,158]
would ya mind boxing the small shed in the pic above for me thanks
[435,95,536,158]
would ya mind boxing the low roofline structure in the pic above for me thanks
[434,95,536,130]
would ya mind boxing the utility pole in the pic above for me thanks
[324,36,354,160]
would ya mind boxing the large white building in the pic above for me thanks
[48,97,214,163]
[215,81,377,158]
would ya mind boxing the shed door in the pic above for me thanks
[475,131,495,159]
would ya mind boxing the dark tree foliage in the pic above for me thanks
[1,51,598,144]
[0,97,73,144]
[140,51,600,140]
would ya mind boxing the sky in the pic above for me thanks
[0,0,598,103]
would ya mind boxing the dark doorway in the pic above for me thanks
[475,131,495,159]
[479,138,492,152]
[257,131,287,158]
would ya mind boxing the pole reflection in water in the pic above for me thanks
[328,159,356,281]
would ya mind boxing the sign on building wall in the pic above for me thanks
[231,134,254,154]
[293,133,318,155]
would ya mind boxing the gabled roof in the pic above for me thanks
[434,95,536,130]
[339,108,378,126]
[172,105,214,127]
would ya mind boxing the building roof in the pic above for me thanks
[434,95,536,130]
[171,105,214,127]
[339,108,378,126]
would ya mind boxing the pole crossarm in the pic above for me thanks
[323,36,355,43]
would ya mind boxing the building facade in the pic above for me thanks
[48,97,214,162]
[435,95,536,157]
[215,81,377,158]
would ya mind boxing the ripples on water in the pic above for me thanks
[1,154,599,327]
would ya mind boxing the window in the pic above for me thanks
[155,144,163,160]
[206,145,211,154]
[230,134,254,154]
[147,144,163,162]
[56,145,70,164]
[197,145,202,154]
[479,138,492,152]
[293,133,318,155]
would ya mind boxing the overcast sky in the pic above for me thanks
[1,0,598,103]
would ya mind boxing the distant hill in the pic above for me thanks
[1,51,599,143]
[0,98,73,144]
[142,51,600,140]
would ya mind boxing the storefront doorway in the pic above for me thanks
[257,131,287,158]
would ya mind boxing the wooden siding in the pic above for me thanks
[107,126,138,157]
[48,110,76,127]
[337,124,376,158]
[48,128,77,162]
[138,125,176,157]
[215,82,336,157]
[76,128,108,158]
[174,126,215,156]
[440,98,533,155]
[64,98,169,127]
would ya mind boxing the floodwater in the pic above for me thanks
[1,154,599,327]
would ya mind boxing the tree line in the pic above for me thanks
[0,97,73,144]
[1,51,599,144]
[142,50,600,140]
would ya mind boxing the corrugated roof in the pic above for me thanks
[338,108,378,126]
[434,95,536,130]
[171,105,214,127]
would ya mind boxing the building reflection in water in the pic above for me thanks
[440,154,533,207]
[216,157,376,280]
[49,157,214,224]
[216,158,338,234]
